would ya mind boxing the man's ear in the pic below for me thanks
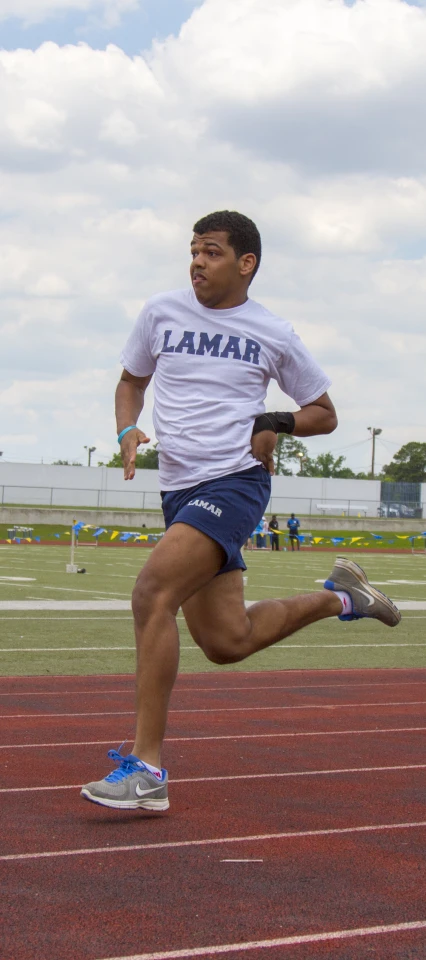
[239,253,257,278]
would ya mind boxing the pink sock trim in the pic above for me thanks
[334,590,353,616]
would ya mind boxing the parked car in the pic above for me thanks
[378,502,416,518]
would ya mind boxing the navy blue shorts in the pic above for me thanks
[161,465,271,575]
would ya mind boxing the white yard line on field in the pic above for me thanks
[1,598,425,610]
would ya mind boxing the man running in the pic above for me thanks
[82,210,401,812]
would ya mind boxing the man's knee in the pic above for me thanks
[194,626,249,665]
[132,567,179,620]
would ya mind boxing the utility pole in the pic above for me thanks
[84,445,96,467]
[367,427,382,478]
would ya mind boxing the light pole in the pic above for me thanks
[367,427,382,478]
[297,452,306,475]
[84,445,96,467]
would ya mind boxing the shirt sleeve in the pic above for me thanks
[119,302,157,377]
[273,329,331,407]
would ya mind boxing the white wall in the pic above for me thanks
[268,475,381,518]
[0,462,385,516]
[0,463,162,510]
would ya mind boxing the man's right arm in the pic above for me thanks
[116,370,153,480]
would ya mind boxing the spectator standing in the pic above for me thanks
[269,515,280,551]
[262,516,270,549]
[253,518,264,549]
[287,513,300,551]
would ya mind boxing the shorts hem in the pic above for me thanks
[168,516,245,574]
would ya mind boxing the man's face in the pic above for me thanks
[190,230,251,308]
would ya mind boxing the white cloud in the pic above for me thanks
[1,0,426,471]
[0,0,139,27]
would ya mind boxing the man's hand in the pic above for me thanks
[120,428,150,480]
[251,429,276,475]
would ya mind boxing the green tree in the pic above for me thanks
[274,436,309,475]
[103,444,159,470]
[381,442,426,482]
[303,452,355,479]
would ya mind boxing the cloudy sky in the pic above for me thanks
[1,0,425,475]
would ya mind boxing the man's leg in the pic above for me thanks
[130,523,225,766]
[183,568,342,664]
[81,523,226,808]
[183,559,400,665]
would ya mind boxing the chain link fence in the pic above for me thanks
[1,484,424,519]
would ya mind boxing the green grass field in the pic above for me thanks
[2,520,425,549]
[1,543,425,677]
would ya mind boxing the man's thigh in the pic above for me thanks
[135,522,225,610]
[182,569,248,648]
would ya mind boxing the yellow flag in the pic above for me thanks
[313,537,323,544]
[6,539,12,544]
[350,537,363,544]
[396,535,408,540]
[110,531,119,541]
[26,538,32,543]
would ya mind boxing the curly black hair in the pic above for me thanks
[193,210,261,281]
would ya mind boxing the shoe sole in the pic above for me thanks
[333,556,401,626]
[80,788,170,811]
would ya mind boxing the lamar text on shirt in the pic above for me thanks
[161,329,261,364]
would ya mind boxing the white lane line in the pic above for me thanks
[0,577,36,581]
[1,763,425,794]
[3,642,426,652]
[2,820,426,863]
[98,920,426,959]
[315,579,426,587]
[0,647,136,652]
[0,601,131,610]
[2,725,425,750]
[97,919,426,959]
[1,680,426,697]
[2,700,426,719]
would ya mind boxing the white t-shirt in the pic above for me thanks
[120,288,331,491]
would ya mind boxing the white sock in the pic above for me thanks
[334,590,353,616]
[140,759,162,779]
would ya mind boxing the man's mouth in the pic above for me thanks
[192,272,207,286]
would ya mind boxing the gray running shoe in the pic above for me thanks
[81,750,169,811]
[324,556,401,627]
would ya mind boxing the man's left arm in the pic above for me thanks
[251,392,337,473]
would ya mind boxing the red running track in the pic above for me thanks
[1,668,426,960]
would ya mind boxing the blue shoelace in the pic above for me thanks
[104,749,141,784]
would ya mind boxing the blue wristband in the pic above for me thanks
[117,425,138,444]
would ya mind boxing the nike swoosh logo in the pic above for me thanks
[356,588,375,607]
[135,782,162,797]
